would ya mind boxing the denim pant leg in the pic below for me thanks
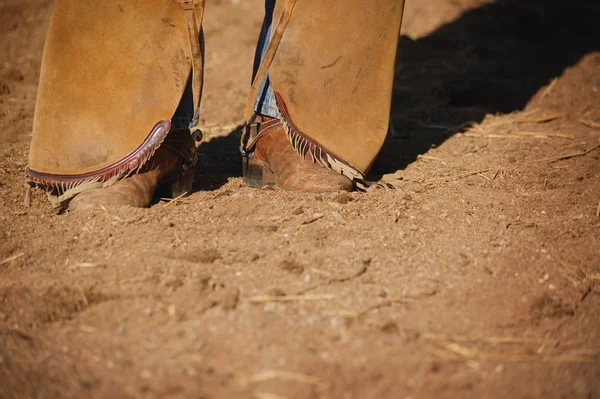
[172,1,279,127]
[252,0,279,118]
[172,30,204,130]
[171,73,195,129]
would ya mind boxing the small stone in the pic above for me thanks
[116,323,126,335]
[280,260,304,275]
[267,288,286,297]
[331,212,346,224]
[467,360,481,370]
[333,193,353,204]
[141,370,152,379]
[264,302,277,312]
[380,321,398,334]
[220,288,240,311]
[291,207,304,215]
[168,304,176,317]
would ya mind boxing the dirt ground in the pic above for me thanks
[1,0,599,398]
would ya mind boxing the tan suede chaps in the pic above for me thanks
[26,0,405,204]
[242,0,405,189]
[26,0,205,207]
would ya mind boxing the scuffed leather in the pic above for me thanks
[28,0,195,176]
[269,0,405,175]
[68,148,180,211]
[253,120,353,192]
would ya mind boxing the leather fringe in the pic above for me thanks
[274,93,368,191]
[26,121,170,208]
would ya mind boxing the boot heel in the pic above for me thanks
[243,155,276,188]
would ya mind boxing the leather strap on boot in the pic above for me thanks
[181,0,205,126]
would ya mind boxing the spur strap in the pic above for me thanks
[180,0,206,125]
[243,0,298,123]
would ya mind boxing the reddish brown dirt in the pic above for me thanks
[1,1,599,398]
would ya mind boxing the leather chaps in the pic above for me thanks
[26,0,205,206]
[244,0,405,188]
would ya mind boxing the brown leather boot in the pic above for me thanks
[68,147,181,211]
[243,117,353,192]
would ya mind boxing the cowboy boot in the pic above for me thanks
[67,148,178,211]
[67,128,199,211]
[25,1,206,210]
[243,117,353,192]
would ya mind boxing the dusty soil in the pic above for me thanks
[1,0,600,398]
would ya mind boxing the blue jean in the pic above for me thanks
[172,0,278,128]
[251,0,278,118]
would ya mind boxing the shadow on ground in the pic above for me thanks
[192,0,600,189]
[372,0,600,177]
[192,126,244,191]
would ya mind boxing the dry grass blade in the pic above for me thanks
[302,213,325,225]
[246,294,335,303]
[417,154,444,162]
[359,289,438,317]
[428,169,491,182]
[74,262,104,268]
[297,264,368,295]
[596,199,600,220]
[422,332,581,346]
[529,143,600,164]
[463,131,573,140]
[358,299,406,317]
[237,370,329,393]
[254,392,289,399]
[310,267,332,277]
[162,191,188,207]
[513,131,574,139]
[435,342,596,363]
[0,253,25,266]
[397,117,472,132]
[541,77,558,99]
[580,118,600,130]
[24,186,31,208]
[514,113,561,123]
